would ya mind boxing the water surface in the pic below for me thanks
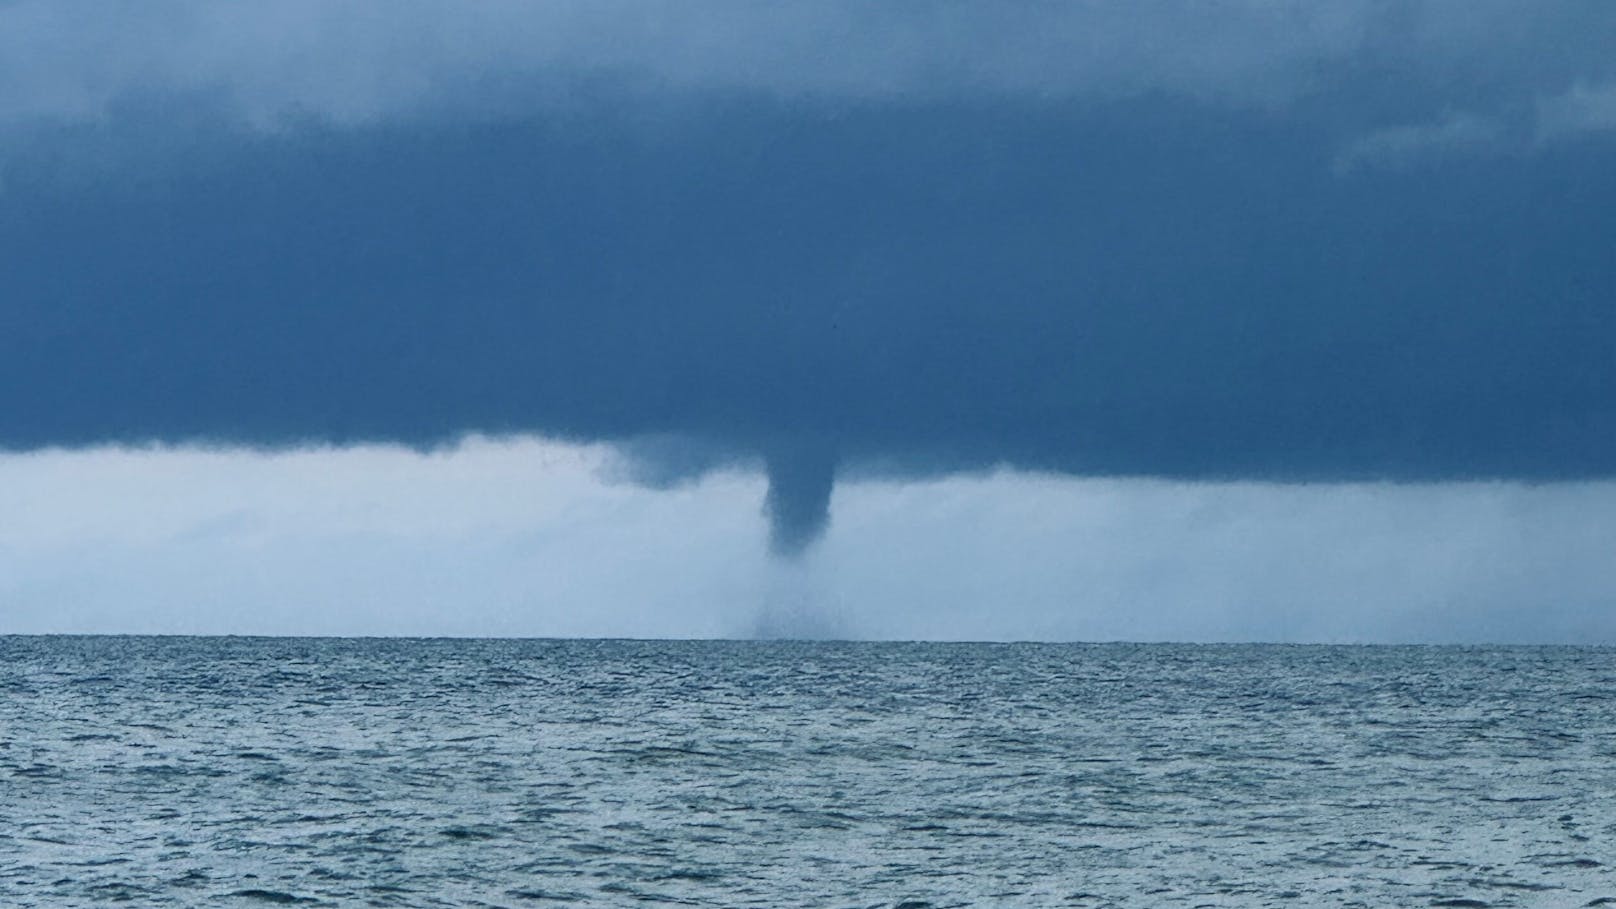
[2,637,1613,907]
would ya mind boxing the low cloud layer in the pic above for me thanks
[3,5,1615,553]
[1537,81,1616,144]
[1332,111,1504,174]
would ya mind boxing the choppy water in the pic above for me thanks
[2,637,1614,907]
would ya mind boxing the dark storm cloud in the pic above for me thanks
[4,3,1616,551]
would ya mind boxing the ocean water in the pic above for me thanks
[2,638,1613,908]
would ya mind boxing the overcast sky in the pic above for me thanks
[3,2,1614,640]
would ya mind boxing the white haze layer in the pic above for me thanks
[2,437,1611,643]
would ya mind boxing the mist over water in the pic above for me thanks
[6,637,1615,908]
[749,559,849,640]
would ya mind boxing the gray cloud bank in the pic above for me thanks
[0,3,1528,117]
[3,3,1616,551]
[5,2,1616,143]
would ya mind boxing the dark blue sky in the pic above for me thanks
[4,2,1615,552]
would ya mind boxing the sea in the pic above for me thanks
[2,637,1613,908]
